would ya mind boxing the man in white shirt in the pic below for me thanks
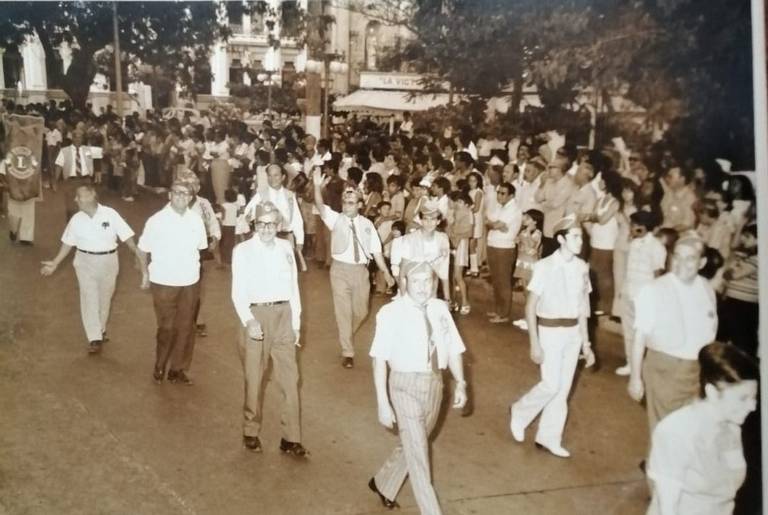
[238,165,304,255]
[628,234,717,433]
[369,260,467,513]
[485,181,523,324]
[40,185,143,353]
[231,201,306,457]
[513,158,545,213]
[312,168,394,368]
[55,131,95,219]
[138,180,208,385]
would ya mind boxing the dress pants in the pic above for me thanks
[237,303,301,442]
[642,349,699,432]
[73,251,119,342]
[375,371,443,515]
[150,281,200,373]
[512,325,582,447]
[7,198,36,242]
[329,260,370,358]
[486,246,517,318]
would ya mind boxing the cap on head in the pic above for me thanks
[675,231,704,254]
[418,199,441,218]
[177,170,200,192]
[552,213,579,234]
[170,179,194,194]
[401,259,436,279]
[253,201,282,224]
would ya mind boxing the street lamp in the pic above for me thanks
[255,69,277,114]
[305,52,348,139]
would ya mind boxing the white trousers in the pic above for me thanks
[73,252,119,342]
[512,325,582,446]
[7,198,36,242]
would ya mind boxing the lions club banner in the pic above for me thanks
[2,114,44,201]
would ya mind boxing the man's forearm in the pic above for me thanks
[448,353,465,384]
[372,252,391,275]
[372,358,389,404]
[525,293,539,346]
[50,243,73,267]
[629,333,648,380]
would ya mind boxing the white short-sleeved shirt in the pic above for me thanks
[647,400,745,515]
[320,208,382,264]
[138,205,208,287]
[487,199,523,249]
[527,250,591,319]
[634,273,717,360]
[624,233,667,300]
[61,204,134,252]
[370,296,465,372]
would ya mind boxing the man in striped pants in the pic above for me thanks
[368,260,467,514]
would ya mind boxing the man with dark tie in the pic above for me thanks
[312,168,395,368]
[55,131,95,219]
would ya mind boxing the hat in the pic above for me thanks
[400,259,436,278]
[489,155,505,167]
[629,210,657,230]
[253,201,283,224]
[418,199,441,218]
[552,213,579,233]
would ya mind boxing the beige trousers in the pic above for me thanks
[329,260,370,358]
[237,303,301,442]
[73,251,119,342]
[642,349,700,432]
[7,198,35,242]
[374,371,444,515]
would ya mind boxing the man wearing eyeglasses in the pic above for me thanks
[485,181,522,324]
[313,168,395,369]
[137,180,208,385]
[231,201,307,457]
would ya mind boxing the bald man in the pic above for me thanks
[41,185,144,353]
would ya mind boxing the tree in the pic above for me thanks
[0,2,228,110]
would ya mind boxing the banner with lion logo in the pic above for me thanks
[2,114,44,201]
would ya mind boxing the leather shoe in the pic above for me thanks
[279,438,309,458]
[509,406,525,443]
[243,436,262,453]
[87,340,102,354]
[167,370,194,385]
[342,357,354,369]
[535,441,571,458]
[152,368,164,384]
[368,478,399,509]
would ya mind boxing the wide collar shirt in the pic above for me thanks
[487,199,523,249]
[138,204,208,287]
[320,208,382,264]
[369,295,465,372]
[634,273,717,360]
[55,145,94,178]
[527,250,591,319]
[231,237,301,331]
[61,204,134,252]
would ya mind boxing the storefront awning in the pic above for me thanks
[333,89,454,115]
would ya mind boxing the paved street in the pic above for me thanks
[0,187,650,515]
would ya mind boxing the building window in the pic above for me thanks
[250,1,268,35]
[2,51,22,89]
[230,58,244,84]
[281,1,301,38]
[282,61,296,87]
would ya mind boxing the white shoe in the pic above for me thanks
[615,364,631,376]
[509,406,525,442]
[512,319,528,331]
[535,441,571,458]
[122,196,135,202]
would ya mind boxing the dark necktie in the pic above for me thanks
[74,146,82,177]
[350,221,361,263]
[419,303,439,372]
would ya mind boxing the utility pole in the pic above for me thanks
[112,1,123,119]
[305,0,323,139]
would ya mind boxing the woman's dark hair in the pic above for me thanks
[602,170,624,203]
[698,342,759,398]
[468,171,484,189]
[524,209,545,233]
[698,247,724,280]
[365,172,383,194]
[726,174,755,203]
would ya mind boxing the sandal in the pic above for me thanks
[459,305,471,315]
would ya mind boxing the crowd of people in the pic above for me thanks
[0,96,761,514]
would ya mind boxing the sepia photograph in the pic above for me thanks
[0,1,764,514]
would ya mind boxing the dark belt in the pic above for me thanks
[250,300,288,307]
[277,231,293,238]
[537,317,578,328]
[78,248,117,255]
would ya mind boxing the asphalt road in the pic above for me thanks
[0,185,652,515]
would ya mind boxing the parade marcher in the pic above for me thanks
[628,234,717,434]
[137,179,208,385]
[509,214,595,458]
[55,130,95,220]
[369,260,467,514]
[312,168,395,368]
[40,185,143,353]
[646,342,758,515]
[231,201,307,457]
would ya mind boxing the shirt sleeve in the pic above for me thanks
[320,205,340,230]
[195,216,209,250]
[652,240,667,271]
[284,241,302,331]
[633,282,654,335]
[527,260,547,296]
[54,148,65,167]
[647,414,694,489]
[439,302,466,356]
[368,220,383,254]
[231,244,255,327]
[111,210,135,242]
[290,194,305,245]
[369,306,395,360]
[61,218,78,247]
[137,218,154,253]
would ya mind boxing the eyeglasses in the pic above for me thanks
[342,200,358,206]
[254,222,278,231]
[170,190,192,197]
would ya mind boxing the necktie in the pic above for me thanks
[350,221,361,263]
[419,303,439,372]
[74,146,82,177]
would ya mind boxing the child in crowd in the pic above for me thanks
[718,223,759,357]
[467,171,485,277]
[447,190,474,314]
[218,187,244,265]
[511,209,543,331]
[374,201,395,295]
[616,210,667,376]
[696,200,733,260]
[381,220,406,296]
